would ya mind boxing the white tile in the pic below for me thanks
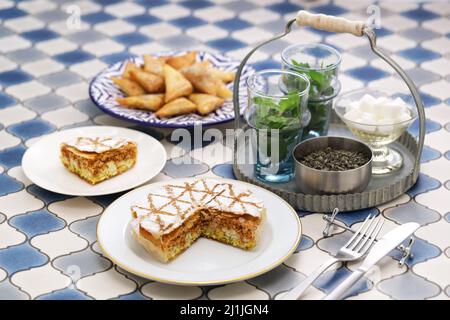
[41,106,89,128]
[77,268,136,299]
[139,22,181,40]
[150,4,190,21]
[378,194,411,213]
[425,129,450,154]
[422,37,450,55]
[425,103,450,125]
[48,197,102,224]
[82,39,124,57]
[129,42,169,55]
[368,76,410,94]
[424,2,450,15]
[422,58,450,77]
[227,47,268,62]
[17,0,57,14]
[416,186,450,216]
[207,282,269,300]
[284,29,322,45]
[7,166,32,187]
[0,56,17,73]
[377,34,416,53]
[70,59,107,79]
[423,18,450,35]
[0,130,21,151]
[0,222,26,249]
[6,81,51,100]
[371,54,415,72]
[4,16,45,33]
[31,229,88,259]
[414,254,450,287]
[232,27,273,45]
[49,20,90,36]
[193,6,235,23]
[105,2,145,18]
[381,15,418,32]
[240,8,279,25]
[415,219,450,248]
[0,190,44,218]
[246,0,283,5]
[421,79,450,100]
[326,33,366,50]
[55,82,89,103]
[0,35,31,53]
[94,19,136,37]
[61,0,101,15]
[339,73,364,93]
[0,0,14,10]
[11,263,71,299]
[0,105,36,127]
[339,53,366,72]
[36,38,78,56]
[0,267,6,282]
[421,158,450,184]
[141,282,203,300]
[21,58,64,78]
[334,0,374,10]
[186,24,228,42]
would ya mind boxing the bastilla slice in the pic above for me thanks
[130,69,165,93]
[156,97,196,118]
[164,64,193,103]
[188,93,223,115]
[112,77,145,96]
[116,94,165,111]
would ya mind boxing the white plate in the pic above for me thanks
[22,126,167,196]
[97,178,302,286]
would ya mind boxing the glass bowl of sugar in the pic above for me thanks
[334,89,417,175]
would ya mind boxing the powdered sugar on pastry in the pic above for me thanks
[67,137,128,153]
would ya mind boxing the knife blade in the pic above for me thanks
[323,222,420,300]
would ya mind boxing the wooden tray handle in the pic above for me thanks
[296,10,365,36]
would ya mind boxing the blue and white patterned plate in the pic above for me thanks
[89,51,254,128]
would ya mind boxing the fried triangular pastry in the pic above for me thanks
[130,69,165,93]
[200,60,235,83]
[143,55,165,78]
[166,51,197,70]
[122,61,141,79]
[181,63,217,96]
[116,94,165,111]
[155,97,197,118]
[164,64,193,103]
[112,77,145,96]
[188,93,224,115]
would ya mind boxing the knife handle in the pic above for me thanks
[323,269,365,300]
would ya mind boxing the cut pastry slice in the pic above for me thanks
[122,61,141,79]
[112,77,145,96]
[164,64,193,103]
[143,54,165,78]
[130,69,165,93]
[189,93,224,115]
[116,94,165,111]
[156,97,197,118]
[166,51,197,70]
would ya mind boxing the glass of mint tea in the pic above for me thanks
[281,43,341,140]
[245,69,310,183]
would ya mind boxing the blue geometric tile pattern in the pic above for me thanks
[0,0,448,301]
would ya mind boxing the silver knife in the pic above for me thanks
[323,222,420,300]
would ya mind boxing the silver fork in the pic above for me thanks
[279,215,383,300]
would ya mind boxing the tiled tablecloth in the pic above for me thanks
[0,0,449,300]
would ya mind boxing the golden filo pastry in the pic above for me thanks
[164,64,193,103]
[111,77,145,96]
[166,51,197,70]
[143,55,165,78]
[130,69,165,93]
[200,61,235,83]
[156,97,197,118]
[181,63,232,99]
[122,62,141,79]
[188,93,224,115]
[116,94,165,111]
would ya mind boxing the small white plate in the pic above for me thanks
[22,126,167,196]
[97,178,302,286]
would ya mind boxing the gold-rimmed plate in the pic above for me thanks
[97,178,302,286]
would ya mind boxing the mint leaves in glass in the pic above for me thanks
[281,43,341,140]
[245,69,309,183]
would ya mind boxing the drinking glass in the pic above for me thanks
[245,69,310,183]
[281,43,341,140]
